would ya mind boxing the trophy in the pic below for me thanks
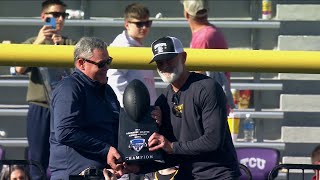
[118,79,163,163]
[38,67,72,100]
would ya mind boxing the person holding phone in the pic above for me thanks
[15,0,76,179]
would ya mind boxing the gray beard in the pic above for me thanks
[157,59,183,83]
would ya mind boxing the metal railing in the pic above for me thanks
[0,108,28,116]
[0,138,286,150]
[0,107,285,119]
[0,77,284,148]
[0,18,281,29]
[236,142,285,151]
[0,79,284,118]
[0,138,28,147]
[156,82,283,90]
[0,79,283,90]
[268,164,320,180]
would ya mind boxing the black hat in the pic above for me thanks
[149,36,184,64]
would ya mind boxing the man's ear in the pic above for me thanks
[182,52,187,63]
[124,20,130,30]
[40,11,46,22]
[184,10,189,19]
[76,59,85,70]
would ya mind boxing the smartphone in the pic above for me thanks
[45,17,56,29]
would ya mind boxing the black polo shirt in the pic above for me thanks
[157,72,240,180]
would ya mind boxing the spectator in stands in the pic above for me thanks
[311,145,320,180]
[49,37,129,179]
[15,0,76,179]
[0,165,31,180]
[107,3,157,107]
[146,36,240,179]
[181,0,235,114]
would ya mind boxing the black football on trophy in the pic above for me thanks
[123,79,150,122]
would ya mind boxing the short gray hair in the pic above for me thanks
[74,37,108,62]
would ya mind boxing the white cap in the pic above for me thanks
[182,0,209,17]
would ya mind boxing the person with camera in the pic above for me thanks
[15,0,76,179]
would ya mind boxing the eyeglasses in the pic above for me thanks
[128,20,153,28]
[81,57,113,68]
[172,93,182,117]
[45,12,69,19]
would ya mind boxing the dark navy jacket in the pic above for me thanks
[49,69,120,180]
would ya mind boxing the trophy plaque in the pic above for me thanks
[118,79,163,163]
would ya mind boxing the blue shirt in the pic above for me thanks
[49,69,120,180]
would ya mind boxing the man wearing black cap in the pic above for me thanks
[147,36,240,179]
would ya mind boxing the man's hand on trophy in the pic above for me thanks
[103,169,117,180]
[148,132,173,154]
[151,106,162,126]
[106,146,125,177]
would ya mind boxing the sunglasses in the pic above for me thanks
[81,57,113,68]
[172,93,182,118]
[45,12,69,19]
[128,20,153,28]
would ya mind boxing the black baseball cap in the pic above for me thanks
[149,36,184,64]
